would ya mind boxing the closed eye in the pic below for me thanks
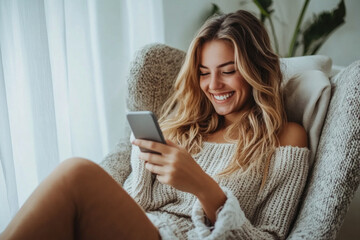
[223,70,236,75]
[199,72,209,76]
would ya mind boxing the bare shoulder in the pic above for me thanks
[278,122,308,148]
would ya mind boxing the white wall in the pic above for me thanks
[161,0,359,239]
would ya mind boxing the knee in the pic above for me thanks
[55,157,121,201]
[61,157,96,170]
[56,157,101,188]
[59,157,95,171]
[61,156,99,175]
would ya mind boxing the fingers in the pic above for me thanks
[131,138,183,182]
[132,139,170,154]
[138,152,166,165]
[144,162,166,175]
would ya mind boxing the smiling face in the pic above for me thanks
[199,39,252,125]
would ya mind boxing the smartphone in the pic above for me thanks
[126,111,166,153]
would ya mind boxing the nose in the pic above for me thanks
[209,73,223,90]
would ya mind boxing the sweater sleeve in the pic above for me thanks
[191,146,310,240]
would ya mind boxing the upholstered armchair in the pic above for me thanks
[100,44,360,239]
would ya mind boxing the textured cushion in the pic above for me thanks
[280,55,333,81]
[280,55,332,164]
[126,43,186,117]
[283,70,331,164]
[280,55,333,163]
[288,61,360,239]
[280,55,333,162]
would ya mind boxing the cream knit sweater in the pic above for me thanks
[121,142,310,239]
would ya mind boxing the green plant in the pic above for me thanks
[208,0,346,57]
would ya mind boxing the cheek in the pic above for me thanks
[238,78,251,92]
[235,80,252,99]
[199,80,208,93]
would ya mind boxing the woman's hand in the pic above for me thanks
[132,139,208,195]
[132,139,227,224]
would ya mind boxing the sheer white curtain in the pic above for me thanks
[0,0,164,231]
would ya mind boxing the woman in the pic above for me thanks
[1,10,309,240]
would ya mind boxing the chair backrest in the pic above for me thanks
[127,43,185,116]
[126,43,360,239]
[288,60,360,239]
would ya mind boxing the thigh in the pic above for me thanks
[61,158,160,240]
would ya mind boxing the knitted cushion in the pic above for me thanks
[288,61,360,239]
[126,43,185,117]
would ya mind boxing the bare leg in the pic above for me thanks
[0,158,160,240]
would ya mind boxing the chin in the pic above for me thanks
[214,109,233,116]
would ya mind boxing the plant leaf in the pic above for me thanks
[209,3,223,18]
[253,0,274,22]
[302,0,346,55]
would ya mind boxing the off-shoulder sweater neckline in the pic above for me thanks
[203,141,310,151]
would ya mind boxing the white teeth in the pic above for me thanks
[213,92,234,101]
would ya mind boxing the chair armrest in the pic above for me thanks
[288,60,360,239]
[99,135,132,185]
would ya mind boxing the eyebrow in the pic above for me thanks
[199,61,235,69]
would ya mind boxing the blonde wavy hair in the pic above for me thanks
[159,10,287,186]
